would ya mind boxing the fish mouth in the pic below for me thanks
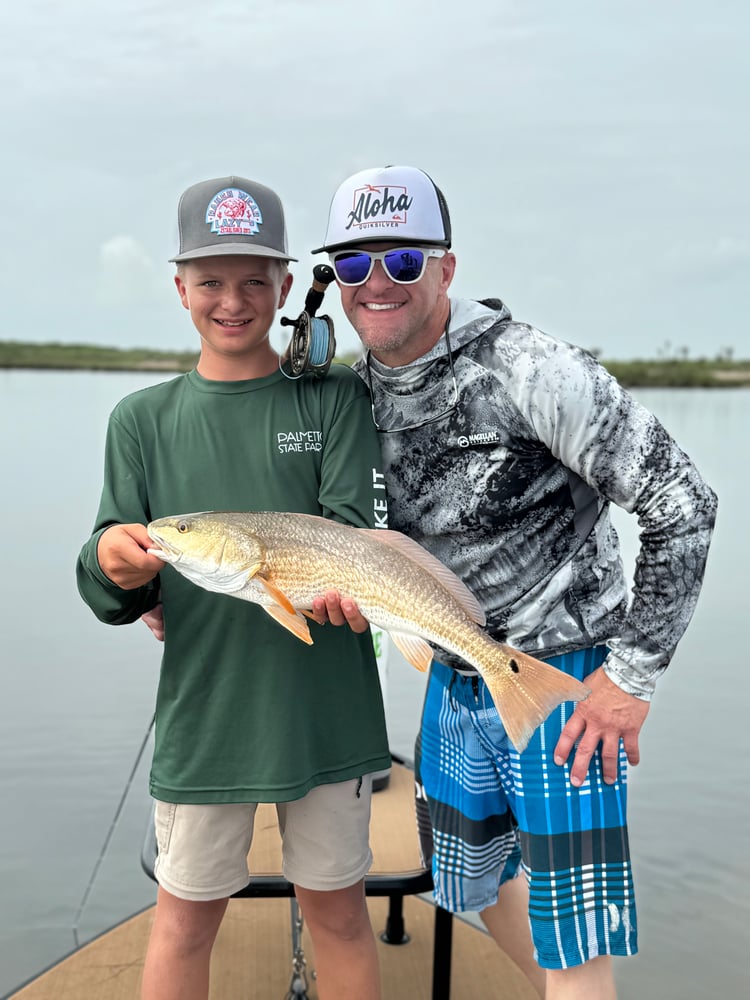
[146,527,182,562]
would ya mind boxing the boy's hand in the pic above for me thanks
[311,590,370,633]
[97,524,165,590]
[141,604,165,642]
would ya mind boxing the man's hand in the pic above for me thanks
[97,524,164,590]
[311,590,370,633]
[554,667,650,787]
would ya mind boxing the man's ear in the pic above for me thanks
[439,252,457,292]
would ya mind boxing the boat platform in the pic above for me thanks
[6,759,537,999]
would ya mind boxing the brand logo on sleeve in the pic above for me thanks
[372,468,388,528]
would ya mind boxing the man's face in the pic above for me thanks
[334,242,456,366]
[175,255,292,366]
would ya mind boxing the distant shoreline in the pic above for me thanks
[1,340,749,388]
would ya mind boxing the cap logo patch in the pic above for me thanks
[206,188,263,237]
[345,184,413,234]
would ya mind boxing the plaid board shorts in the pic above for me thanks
[415,647,638,970]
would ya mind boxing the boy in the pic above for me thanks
[76,176,390,1000]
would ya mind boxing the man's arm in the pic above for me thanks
[512,338,716,780]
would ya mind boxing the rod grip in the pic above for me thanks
[305,265,336,315]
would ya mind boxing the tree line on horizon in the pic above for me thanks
[0,340,748,388]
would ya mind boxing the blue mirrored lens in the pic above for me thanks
[333,253,372,284]
[383,249,425,282]
[333,248,428,284]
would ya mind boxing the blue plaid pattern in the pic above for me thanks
[415,648,638,969]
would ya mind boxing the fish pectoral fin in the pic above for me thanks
[301,609,328,625]
[256,576,297,616]
[390,632,433,673]
[256,576,312,643]
[263,605,314,646]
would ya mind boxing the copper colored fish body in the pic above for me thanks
[147,511,589,752]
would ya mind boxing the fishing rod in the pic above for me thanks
[279,264,336,378]
[71,714,155,949]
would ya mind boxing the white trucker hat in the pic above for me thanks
[313,165,452,253]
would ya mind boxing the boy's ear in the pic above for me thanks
[174,273,190,310]
[278,271,294,309]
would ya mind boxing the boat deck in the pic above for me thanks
[7,761,538,999]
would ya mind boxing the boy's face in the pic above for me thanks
[175,255,292,371]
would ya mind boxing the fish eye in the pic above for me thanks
[177,520,189,533]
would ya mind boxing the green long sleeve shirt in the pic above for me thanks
[77,366,391,803]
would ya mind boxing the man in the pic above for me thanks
[77,175,390,1000]
[311,165,717,998]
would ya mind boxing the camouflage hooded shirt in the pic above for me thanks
[353,298,717,699]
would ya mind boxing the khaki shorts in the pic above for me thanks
[153,776,373,901]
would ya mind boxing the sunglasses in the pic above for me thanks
[329,247,446,286]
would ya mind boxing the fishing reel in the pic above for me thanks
[280,264,337,378]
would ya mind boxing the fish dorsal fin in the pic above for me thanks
[361,529,486,626]
[257,576,297,616]
[389,631,433,673]
[262,604,314,645]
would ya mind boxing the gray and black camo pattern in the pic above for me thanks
[353,299,717,699]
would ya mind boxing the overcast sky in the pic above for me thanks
[2,0,747,359]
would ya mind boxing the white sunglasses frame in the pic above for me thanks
[328,246,447,286]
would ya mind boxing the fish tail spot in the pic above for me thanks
[509,658,519,674]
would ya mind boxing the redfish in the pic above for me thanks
[147,511,589,752]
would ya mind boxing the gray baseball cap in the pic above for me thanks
[169,176,297,263]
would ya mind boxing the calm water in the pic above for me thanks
[0,371,747,999]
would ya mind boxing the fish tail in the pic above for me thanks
[482,647,590,754]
